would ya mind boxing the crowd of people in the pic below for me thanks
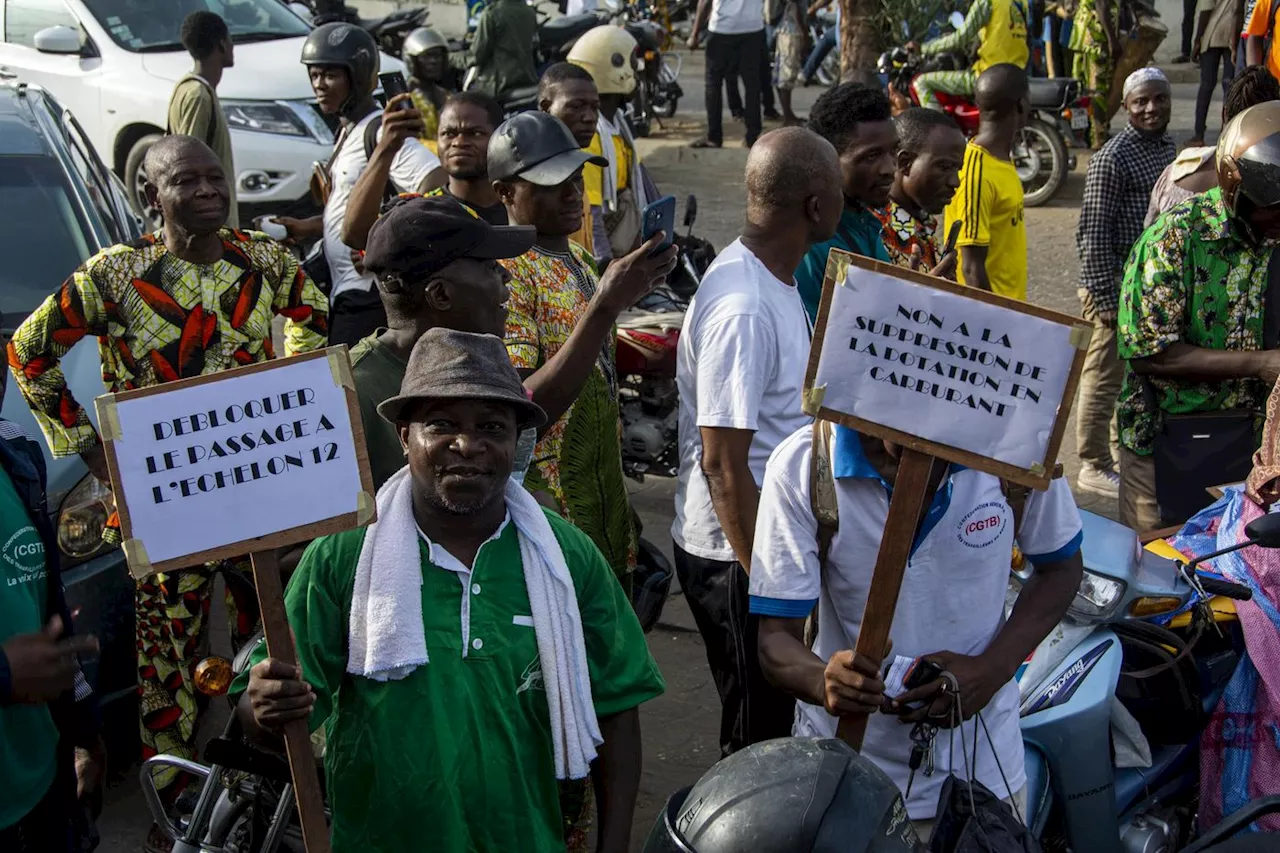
[4,0,1280,851]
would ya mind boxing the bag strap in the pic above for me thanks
[166,76,219,148]
[361,114,399,205]
[805,419,838,649]
[811,419,839,568]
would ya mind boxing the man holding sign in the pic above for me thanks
[6,135,328,803]
[749,425,1083,839]
[236,329,664,853]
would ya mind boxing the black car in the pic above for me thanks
[0,79,142,748]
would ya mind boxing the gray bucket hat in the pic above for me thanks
[377,328,547,428]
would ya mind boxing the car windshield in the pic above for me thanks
[0,156,93,319]
[82,0,309,53]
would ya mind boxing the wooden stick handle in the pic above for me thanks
[836,448,940,750]
[251,550,331,853]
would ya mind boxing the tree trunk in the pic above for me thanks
[838,0,883,84]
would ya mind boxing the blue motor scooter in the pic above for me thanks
[1014,510,1274,851]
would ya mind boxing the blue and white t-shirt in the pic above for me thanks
[748,425,1083,818]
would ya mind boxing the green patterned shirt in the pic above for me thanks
[1116,187,1270,456]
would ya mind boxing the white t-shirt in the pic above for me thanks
[323,110,441,299]
[709,0,764,34]
[748,426,1083,819]
[671,238,813,562]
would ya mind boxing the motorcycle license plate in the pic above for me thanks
[1070,112,1088,130]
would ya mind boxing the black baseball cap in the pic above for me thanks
[363,194,535,291]
[488,111,608,186]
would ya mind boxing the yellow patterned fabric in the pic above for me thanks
[6,229,328,458]
[500,244,636,588]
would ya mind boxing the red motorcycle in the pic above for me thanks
[878,46,1093,207]
[614,196,712,480]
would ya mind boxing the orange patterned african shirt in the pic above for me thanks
[501,243,635,586]
[7,229,328,458]
[873,199,941,271]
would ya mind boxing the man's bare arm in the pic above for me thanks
[700,427,758,571]
[960,244,992,292]
[592,708,642,853]
[1132,343,1280,384]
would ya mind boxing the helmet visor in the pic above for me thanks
[1238,133,1280,210]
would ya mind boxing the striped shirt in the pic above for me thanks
[1077,124,1176,312]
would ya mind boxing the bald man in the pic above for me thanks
[7,134,328,815]
[672,126,845,756]
[943,63,1030,301]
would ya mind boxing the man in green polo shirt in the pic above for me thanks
[236,328,664,853]
[350,195,534,489]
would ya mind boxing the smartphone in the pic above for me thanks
[378,71,409,108]
[641,195,677,254]
[942,219,962,257]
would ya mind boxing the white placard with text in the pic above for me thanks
[98,351,370,573]
[811,262,1080,475]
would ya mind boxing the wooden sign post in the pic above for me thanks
[94,348,376,853]
[803,251,1091,749]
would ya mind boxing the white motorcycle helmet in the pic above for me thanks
[567,25,638,96]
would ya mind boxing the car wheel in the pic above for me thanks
[124,133,164,231]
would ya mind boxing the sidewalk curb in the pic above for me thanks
[1159,63,1200,85]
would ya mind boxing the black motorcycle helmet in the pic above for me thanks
[643,738,923,853]
[301,22,379,119]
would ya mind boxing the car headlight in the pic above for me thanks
[1068,570,1125,621]
[57,474,113,560]
[223,100,311,137]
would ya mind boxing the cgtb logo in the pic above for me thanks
[957,502,1009,549]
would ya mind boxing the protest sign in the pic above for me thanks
[95,348,375,576]
[805,251,1090,749]
[95,347,374,853]
[804,252,1090,489]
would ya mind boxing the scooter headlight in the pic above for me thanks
[1068,570,1125,620]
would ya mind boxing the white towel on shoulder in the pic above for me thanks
[347,467,602,779]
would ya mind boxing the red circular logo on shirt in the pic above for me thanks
[957,502,1009,549]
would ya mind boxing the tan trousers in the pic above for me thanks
[912,786,1029,842]
[1119,447,1161,533]
[1075,289,1123,471]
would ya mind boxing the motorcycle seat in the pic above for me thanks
[539,13,600,43]
[1028,77,1079,109]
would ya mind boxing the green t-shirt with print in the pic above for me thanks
[0,466,58,830]
[232,509,664,853]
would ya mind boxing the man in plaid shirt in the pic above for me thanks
[1074,68,1175,499]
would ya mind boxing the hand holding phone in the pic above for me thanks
[641,195,677,256]
[378,71,409,108]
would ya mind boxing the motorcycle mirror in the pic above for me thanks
[1244,513,1280,548]
[684,194,697,228]
[949,11,965,29]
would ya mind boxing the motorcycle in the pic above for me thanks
[614,5,683,137]
[286,0,429,56]
[1011,510,1273,850]
[140,636,314,853]
[616,195,712,481]
[878,17,1090,207]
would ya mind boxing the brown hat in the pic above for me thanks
[377,328,547,428]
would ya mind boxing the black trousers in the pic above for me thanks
[1181,0,1196,56]
[328,285,387,350]
[725,32,776,116]
[1195,47,1236,138]
[0,775,75,853]
[705,30,766,146]
[673,545,795,756]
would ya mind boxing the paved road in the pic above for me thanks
[95,24,1209,850]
